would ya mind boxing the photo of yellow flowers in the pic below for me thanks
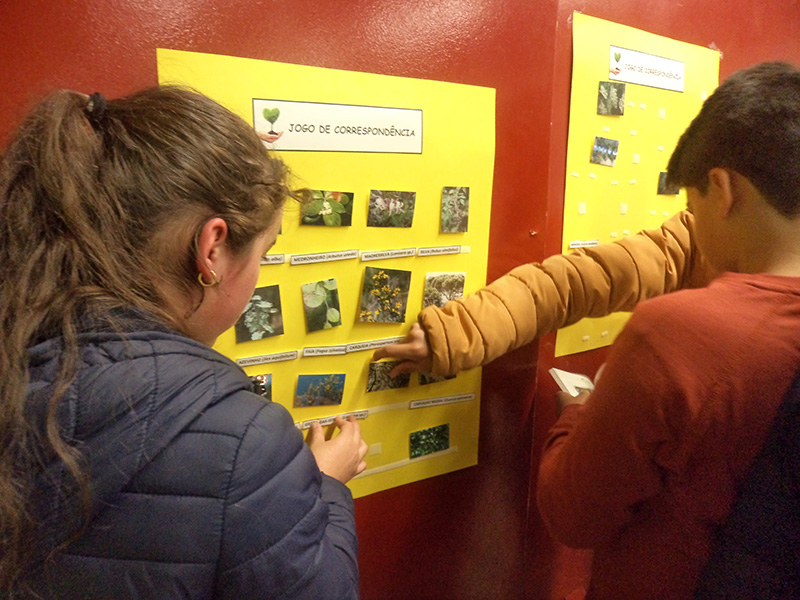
[359,266,412,323]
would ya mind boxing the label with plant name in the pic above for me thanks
[568,239,600,249]
[346,337,405,353]
[360,248,416,261]
[236,351,299,367]
[417,245,462,256]
[290,249,359,265]
[409,393,475,409]
[260,254,286,265]
[297,410,370,429]
[303,345,348,357]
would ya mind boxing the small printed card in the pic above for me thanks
[548,368,595,396]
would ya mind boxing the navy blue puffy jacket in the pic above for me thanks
[22,317,360,599]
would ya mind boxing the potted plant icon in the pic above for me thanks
[610,51,622,76]
[258,107,283,143]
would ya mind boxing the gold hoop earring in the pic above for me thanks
[198,270,220,287]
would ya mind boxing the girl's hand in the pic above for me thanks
[306,416,368,483]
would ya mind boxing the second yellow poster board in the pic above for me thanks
[556,14,719,356]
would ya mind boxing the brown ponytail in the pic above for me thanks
[0,86,290,593]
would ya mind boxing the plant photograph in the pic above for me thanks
[367,360,411,392]
[235,285,284,343]
[301,190,354,226]
[294,374,346,407]
[367,190,416,228]
[590,136,620,166]
[418,372,456,386]
[302,278,342,332]
[423,272,465,309]
[597,81,626,115]
[657,171,680,195]
[440,186,469,233]
[359,266,412,323]
[410,423,450,459]
[249,373,272,401]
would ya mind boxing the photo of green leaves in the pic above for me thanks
[423,272,465,309]
[367,190,416,228]
[359,266,412,323]
[440,186,469,233]
[235,284,284,343]
[367,360,411,392]
[410,423,450,459]
[294,374,346,407]
[301,190,353,226]
[301,278,342,332]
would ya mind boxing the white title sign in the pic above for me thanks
[608,46,685,92]
[253,99,423,153]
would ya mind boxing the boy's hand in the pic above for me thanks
[372,322,434,376]
[306,416,368,484]
[556,390,591,416]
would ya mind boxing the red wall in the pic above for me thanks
[1,1,798,599]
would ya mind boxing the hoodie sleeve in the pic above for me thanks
[216,398,359,600]
[419,210,713,376]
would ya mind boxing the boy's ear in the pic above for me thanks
[708,167,735,217]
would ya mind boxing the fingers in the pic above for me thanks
[372,342,414,361]
[305,421,324,448]
[388,360,420,378]
[372,323,427,361]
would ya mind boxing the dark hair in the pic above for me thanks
[667,61,800,217]
[0,86,290,593]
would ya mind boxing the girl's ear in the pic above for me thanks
[708,167,735,217]
[195,218,229,282]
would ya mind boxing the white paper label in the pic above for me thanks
[303,345,348,357]
[236,351,299,367]
[346,337,404,353]
[609,46,685,92]
[568,239,600,249]
[409,393,475,409]
[290,249,359,265]
[260,254,286,265]
[360,248,416,261]
[253,99,422,153]
[417,245,461,257]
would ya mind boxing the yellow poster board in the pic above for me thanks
[157,49,495,497]
[555,14,719,356]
